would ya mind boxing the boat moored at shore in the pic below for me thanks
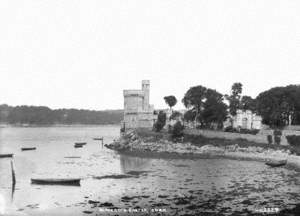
[31,178,81,186]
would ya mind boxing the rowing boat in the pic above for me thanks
[31,178,81,186]
[93,138,103,140]
[74,142,87,145]
[0,153,13,158]
[74,144,84,148]
[265,159,287,167]
[21,147,36,151]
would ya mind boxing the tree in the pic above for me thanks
[202,89,228,128]
[182,86,227,128]
[164,95,177,111]
[153,111,167,132]
[256,85,300,127]
[182,85,207,125]
[240,96,256,112]
[226,82,243,116]
[169,111,182,120]
[171,121,184,139]
[183,110,196,122]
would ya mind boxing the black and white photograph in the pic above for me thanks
[0,0,300,215]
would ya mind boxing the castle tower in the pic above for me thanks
[142,80,150,110]
[122,80,155,130]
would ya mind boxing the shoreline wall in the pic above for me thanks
[184,129,290,145]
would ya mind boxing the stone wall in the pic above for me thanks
[185,129,291,145]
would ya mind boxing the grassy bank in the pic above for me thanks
[134,128,297,154]
[183,134,292,151]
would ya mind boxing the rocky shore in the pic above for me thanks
[105,130,300,170]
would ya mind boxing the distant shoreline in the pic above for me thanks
[0,123,120,128]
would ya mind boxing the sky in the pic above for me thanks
[0,0,300,110]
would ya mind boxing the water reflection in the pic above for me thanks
[120,154,152,173]
[10,160,16,202]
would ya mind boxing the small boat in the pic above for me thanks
[21,147,36,151]
[93,138,103,141]
[31,178,81,186]
[265,159,287,167]
[74,143,84,148]
[0,153,14,158]
[75,142,87,145]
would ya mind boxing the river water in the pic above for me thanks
[0,125,299,215]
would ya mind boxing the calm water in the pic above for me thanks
[0,125,299,215]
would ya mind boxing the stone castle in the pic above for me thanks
[122,80,155,130]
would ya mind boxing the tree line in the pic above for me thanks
[162,83,300,128]
[0,104,123,125]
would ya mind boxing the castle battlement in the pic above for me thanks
[123,90,144,97]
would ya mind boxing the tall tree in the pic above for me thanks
[163,95,177,111]
[240,96,256,112]
[182,85,207,125]
[202,89,228,128]
[226,82,243,116]
[182,86,227,128]
[256,85,300,127]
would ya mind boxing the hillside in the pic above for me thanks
[0,104,123,125]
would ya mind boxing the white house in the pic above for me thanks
[224,109,262,130]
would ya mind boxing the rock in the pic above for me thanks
[93,174,136,180]
[199,145,224,154]
[120,139,129,146]
[99,202,114,207]
[88,200,100,204]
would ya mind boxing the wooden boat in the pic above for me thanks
[93,137,103,140]
[31,178,81,186]
[21,147,36,151]
[75,142,87,145]
[74,143,84,148]
[265,159,287,167]
[0,153,13,158]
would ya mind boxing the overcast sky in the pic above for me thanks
[0,0,299,110]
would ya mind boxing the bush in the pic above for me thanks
[286,135,300,147]
[120,127,125,133]
[153,111,166,132]
[224,126,259,135]
[274,135,281,145]
[267,135,273,144]
[196,125,203,129]
[239,128,260,135]
[273,129,282,136]
[224,126,234,132]
[171,121,184,139]
[169,111,182,120]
